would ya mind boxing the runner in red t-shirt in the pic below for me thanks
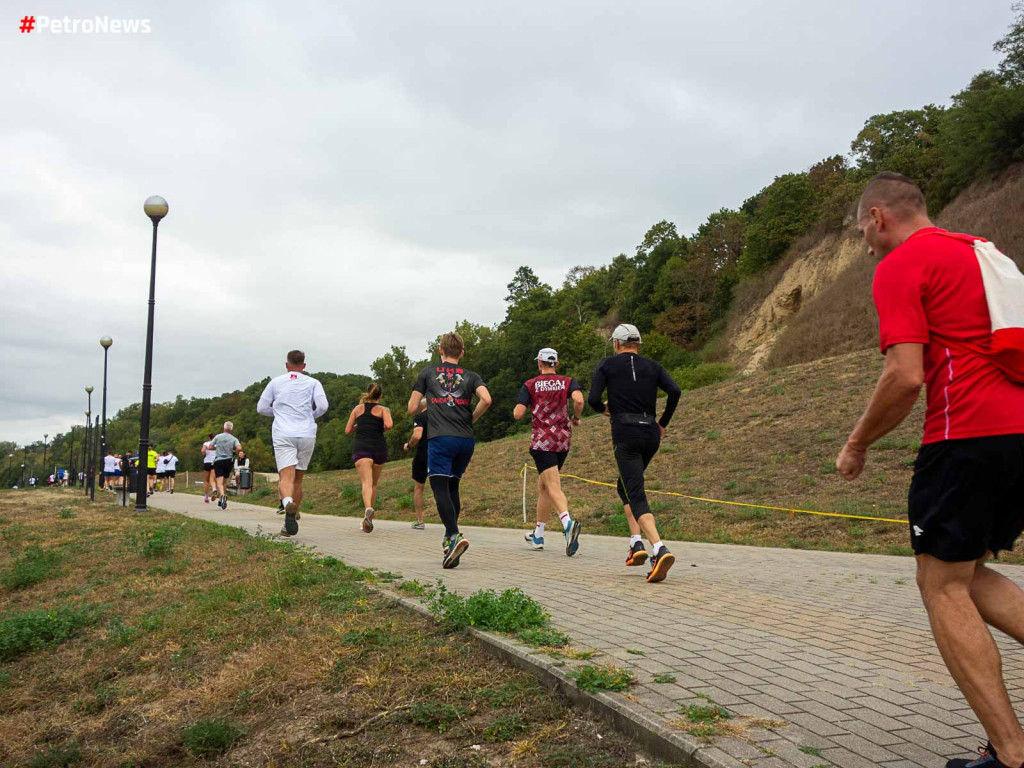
[514,347,585,556]
[838,172,1024,768]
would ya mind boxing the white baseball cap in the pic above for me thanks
[536,347,559,364]
[610,324,642,343]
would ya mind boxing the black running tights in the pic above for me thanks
[430,475,462,538]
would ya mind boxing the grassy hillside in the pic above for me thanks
[204,349,1024,562]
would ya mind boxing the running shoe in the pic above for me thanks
[564,520,582,557]
[220,494,228,510]
[946,744,999,768]
[362,508,374,533]
[646,546,675,583]
[443,533,469,569]
[524,532,545,550]
[284,500,300,520]
[281,511,299,537]
[276,503,285,515]
[412,521,425,530]
[625,541,648,566]
[204,495,210,504]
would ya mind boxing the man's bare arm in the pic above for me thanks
[472,385,492,424]
[837,343,924,480]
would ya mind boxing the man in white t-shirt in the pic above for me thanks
[257,349,329,537]
[200,434,217,503]
[164,451,178,493]
[103,451,120,492]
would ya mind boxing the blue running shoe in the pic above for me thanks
[564,520,581,557]
[524,532,545,550]
[947,744,1000,768]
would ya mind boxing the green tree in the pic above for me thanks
[739,174,818,274]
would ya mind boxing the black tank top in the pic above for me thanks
[353,402,387,453]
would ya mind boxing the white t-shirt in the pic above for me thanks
[257,371,329,438]
[156,456,166,472]
[165,454,178,471]
[103,455,119,473]
[203,442,216,463]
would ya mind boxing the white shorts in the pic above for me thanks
[274,436,316,471]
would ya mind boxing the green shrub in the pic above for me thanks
[394,494,413,510]
[570,665,634,693]
[484,713,528,742]
[341,483,361,501]
[672,363,732,392]
[57,508,77,519]
[2,544,63,590]
[427,583,548,632]
[182,718,243,758]
[518,627,571,648]
[407,701,466,732]
[681,703,731,724]
[131,523,182,558]
[21,740,82,767]
[0,604,99,661]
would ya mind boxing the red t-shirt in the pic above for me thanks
[873,227,1024,444]
[517,374,582,452]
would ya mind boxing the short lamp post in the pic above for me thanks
[135,195,168,513]
[100,336,112,490]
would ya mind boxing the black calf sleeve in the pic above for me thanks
[429,475,460,538]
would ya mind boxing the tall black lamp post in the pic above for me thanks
[84,387,93,496]
[135,195,168,513]
[20,463,25,486]
[6,453,12,487]
[42,434,48,478]
[100,336,112,489]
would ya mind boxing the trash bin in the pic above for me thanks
[239,468,253,490]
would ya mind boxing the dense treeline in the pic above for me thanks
[8,9,1024,481]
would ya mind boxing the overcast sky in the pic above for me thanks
[0,1,1013,446]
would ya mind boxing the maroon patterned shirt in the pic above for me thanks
[518,374,582,452]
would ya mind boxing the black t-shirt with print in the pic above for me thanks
[413,362,484,440]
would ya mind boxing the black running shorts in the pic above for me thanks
[146,467,156,476]
[412,454,428,484]
[213,459,234,479]
[203,462,214,471]
[530,449,568,474]
[909,434,1024,561]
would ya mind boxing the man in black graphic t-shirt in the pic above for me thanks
[408,331,492,569]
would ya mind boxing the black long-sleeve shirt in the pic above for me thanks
[588,353,682,442]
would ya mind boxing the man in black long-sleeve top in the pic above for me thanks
[588,323,682,583]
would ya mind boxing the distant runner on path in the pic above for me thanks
[345,383,393,534]
[407,331,492,569]
[837,172,1024,768]
[164,450,178,494]
[588,324,681,583]
[514,347,584,556]
[200,434,216,503]
[257,350,329,538]
[210,423,241,510]
[404,407,429,529]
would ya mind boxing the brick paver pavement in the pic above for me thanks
[147,493,1024,768]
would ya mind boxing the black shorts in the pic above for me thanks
[156,472,166,479]
[213,459,234,479]
[530,449,568,474]
[147,467,156,476]
[412,453,428,484]
[165,470,176,478]
[203,462,214,471]
[909,434,1024,561]
[614,434,661,519]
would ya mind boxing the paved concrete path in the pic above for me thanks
[145,492,1024,768]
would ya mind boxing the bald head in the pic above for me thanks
[857,172,927,221]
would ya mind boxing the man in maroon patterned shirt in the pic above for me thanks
[514,347,585,556]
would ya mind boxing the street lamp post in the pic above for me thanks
[42,434,48,479]
[20,463,25,486]
[91,416,99,501]
[6,453,11,487]
[100,337,112,491]
[85,385,94,495]
[135,195,168,513]
[83,408,90,494]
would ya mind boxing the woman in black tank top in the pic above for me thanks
[345,383,393,533]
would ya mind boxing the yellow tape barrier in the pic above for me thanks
[520,464,907,525]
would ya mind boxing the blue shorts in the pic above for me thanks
[427,436,475,479]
